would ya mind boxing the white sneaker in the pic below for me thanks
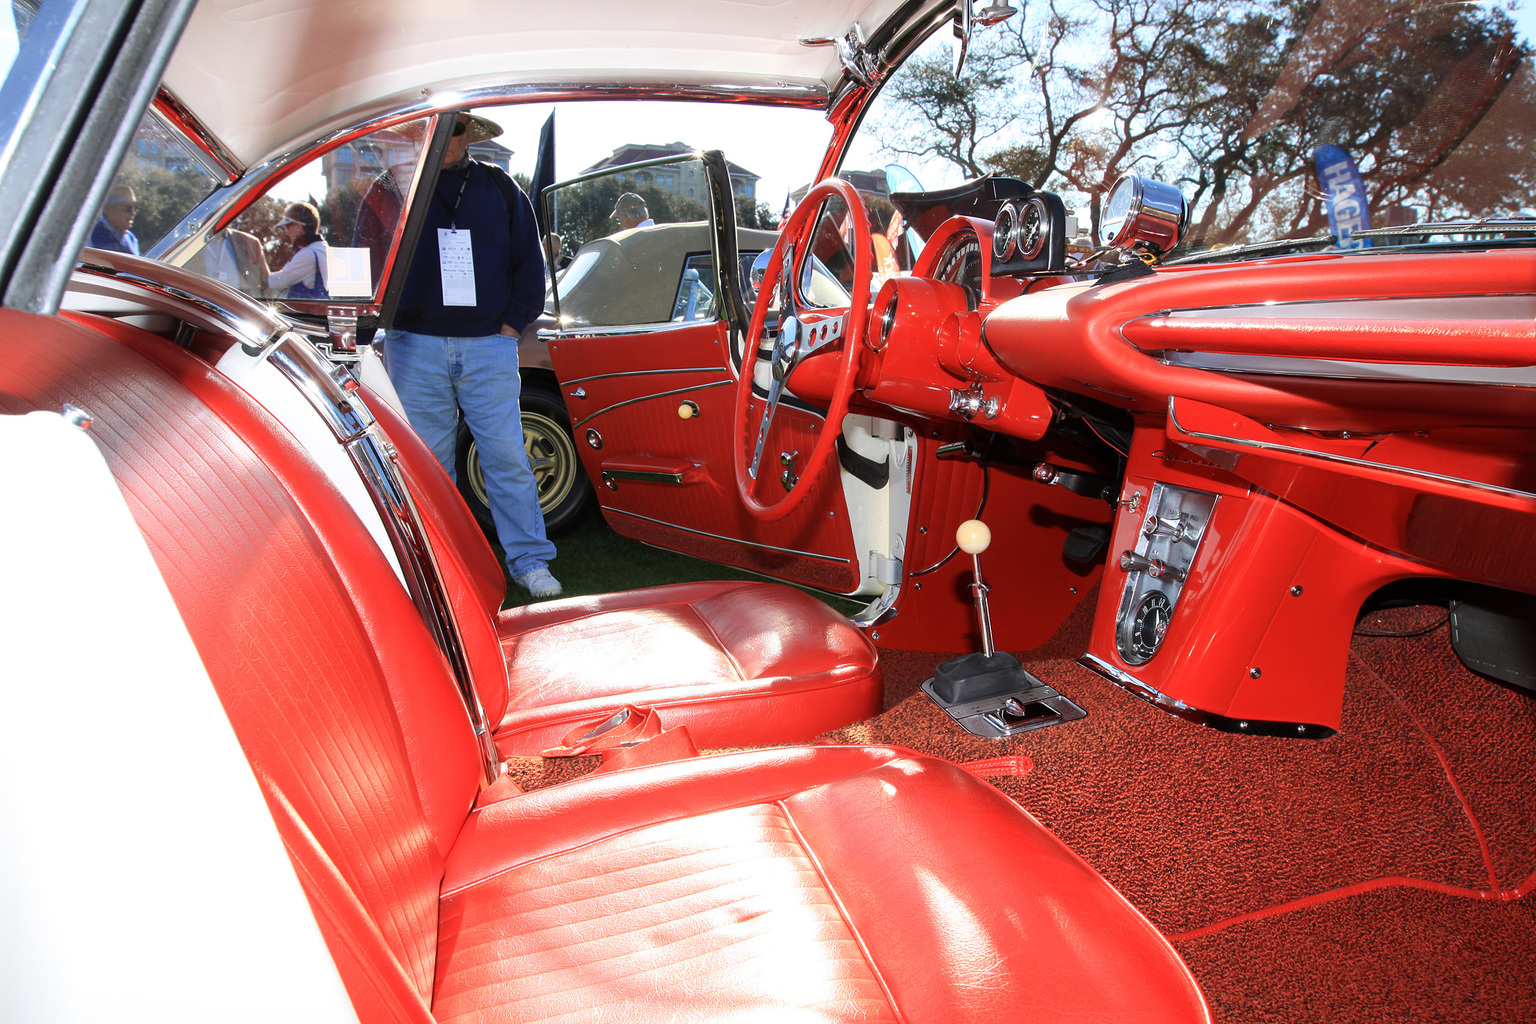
[513,565,563,599]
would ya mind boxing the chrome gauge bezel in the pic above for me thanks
[1018,196,1047,260]
[993,201,1018,262]
[1117,590,1173,664]
[1097,172,1189,254]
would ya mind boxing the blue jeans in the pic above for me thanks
[382,329,556,577]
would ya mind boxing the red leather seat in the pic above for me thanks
[0,317,1210,1023]
[365,392,883,755]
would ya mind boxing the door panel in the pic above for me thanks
[549,319,860,593]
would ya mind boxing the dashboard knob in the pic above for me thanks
[678,400,699,420]
[956,519,992,554]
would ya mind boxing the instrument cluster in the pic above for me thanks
[991,191,1068,276]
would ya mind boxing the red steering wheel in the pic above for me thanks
[733,178,871,521]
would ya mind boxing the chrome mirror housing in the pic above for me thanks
[1097,173,1189,255]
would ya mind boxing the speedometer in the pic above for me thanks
[933,235,983,310]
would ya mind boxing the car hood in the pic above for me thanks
[161,0,931,171]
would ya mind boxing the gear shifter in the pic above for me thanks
[921,519,1087,737]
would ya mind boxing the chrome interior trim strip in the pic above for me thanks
[73,262,279,350]
[153,85,242,183]
[562,366,728,386]
[604,468,686,485]
[547,322,693,339]
[1162,349,1536,387]
[573,379,732,429]
[1167,396,1536,504]
[266,338,502,783]
[603,506,852,565]
[1158,294,1536,320]
[1078,654,1333,739]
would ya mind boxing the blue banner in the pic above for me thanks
[1314,145,1372,249]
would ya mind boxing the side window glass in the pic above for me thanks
[546,156,712,328]
[81,108,219,261]
[177,118,431,305]
[671,253,716,322]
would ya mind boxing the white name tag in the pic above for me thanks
[438,228,476,306]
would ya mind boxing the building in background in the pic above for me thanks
[579,142,759,203]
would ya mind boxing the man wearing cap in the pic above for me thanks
[90,183,140,255]
[383,111,561,599]
[611,192,654,232]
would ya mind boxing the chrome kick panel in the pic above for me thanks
[1114,483,1217,665]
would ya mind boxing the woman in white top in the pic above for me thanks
[268,202,329,299]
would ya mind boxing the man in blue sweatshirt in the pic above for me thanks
[384,111,560,598]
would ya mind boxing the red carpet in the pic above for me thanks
[826,601,1536,1022]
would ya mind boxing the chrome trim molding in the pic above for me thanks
[562,365,728,386]
[266,337,503,783]
[153,86,242,183]
[603,506,852,565]
[603,468,686,485]
[1078,654,1334,739]
[73,261,280,350]
[1162,349,1536,388]
[573,379,732,429]
[1167,396,1536,504]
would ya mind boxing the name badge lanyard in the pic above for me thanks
[438,169,477,306]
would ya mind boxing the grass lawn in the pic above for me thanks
[497,509,863,615]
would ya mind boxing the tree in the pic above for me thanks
[871,0,1533,250]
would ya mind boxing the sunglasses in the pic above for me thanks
[452,121,468,137]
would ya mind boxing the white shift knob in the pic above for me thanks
[956,519,991,554]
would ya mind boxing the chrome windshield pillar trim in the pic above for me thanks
[1078,654,1334,739]
[153,85,242,184]
[602,506,853,565]
[265,337,503,784]
[1167,396,1536,504]
[572,379,732,429]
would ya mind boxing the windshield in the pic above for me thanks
[851,0,1535,256]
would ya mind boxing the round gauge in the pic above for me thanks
[1099,174,1140,248]
[1118,590,1174,665]
[993,202,1018,262]
[1017,197,1047,260]
[933,235,983,310]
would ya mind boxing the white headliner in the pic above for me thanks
[163,0,918,168]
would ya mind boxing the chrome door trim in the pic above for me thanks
[603,507,853,565]
[573,379,733,429]
[562,365,728,386]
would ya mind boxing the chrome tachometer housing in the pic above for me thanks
[1098,173,1189,255]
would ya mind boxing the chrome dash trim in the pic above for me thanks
[266,337,502,784]
[573,379,732,429]
[1079,654,1334,739]
[603,507,852,565]
[561,365,728,386]
[1161,349,1536,388]
[1167,396,1536,504]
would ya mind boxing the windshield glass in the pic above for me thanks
[850,0,1535,256]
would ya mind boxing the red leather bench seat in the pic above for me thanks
[0,313,1209,1023]
[435,745,1207,1022]
[364,394,883,755]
